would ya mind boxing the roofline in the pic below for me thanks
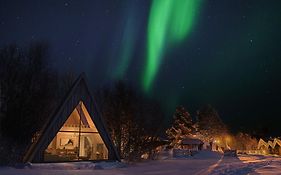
[23,73,84,162]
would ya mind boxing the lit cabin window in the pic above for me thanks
[44,101,108,162]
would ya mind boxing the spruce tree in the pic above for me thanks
[197,104,228,142]
[173,106,193,134]
[166,106,194,147]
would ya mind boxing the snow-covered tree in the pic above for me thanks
[196,104,228,143]
[166,106,195,147]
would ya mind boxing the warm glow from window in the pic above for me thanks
[44,101,108,162]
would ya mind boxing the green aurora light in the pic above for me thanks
[143,0,203,92]
[114,15,137,79]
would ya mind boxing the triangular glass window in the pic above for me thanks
[44,101,108,162]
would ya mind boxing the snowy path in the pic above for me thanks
[1,152,281,175]
[209,155,281,175]
[0,159,220,175]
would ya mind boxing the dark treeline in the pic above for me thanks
[0,43,166,164]
[0,43,60,164]
[0,43,80,164]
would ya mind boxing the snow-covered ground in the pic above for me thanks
[1,151,281,175]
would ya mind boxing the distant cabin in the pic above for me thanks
[180,138,204,151]
[23,74,120,162]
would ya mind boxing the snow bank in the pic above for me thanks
[27,161,126,170]
[157,149,222,160]
[172,149,192,159]
[193,150,222,159]
[1,153,281,175]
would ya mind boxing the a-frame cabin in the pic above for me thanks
[23,73,120,162]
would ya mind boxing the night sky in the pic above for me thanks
[1,0,281,135]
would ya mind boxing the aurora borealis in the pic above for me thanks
[143,0,202,92]
[113,7,138,80]
[1,0,281,134]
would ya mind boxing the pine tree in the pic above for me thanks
[166,106,194,147]
[173,106,193,134]
[197,104,228,143]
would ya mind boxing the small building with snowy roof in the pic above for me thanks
[180,138,204,151]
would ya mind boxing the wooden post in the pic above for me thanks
[77,102,82,160]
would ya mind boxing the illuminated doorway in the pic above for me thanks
[44,101,108,162]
